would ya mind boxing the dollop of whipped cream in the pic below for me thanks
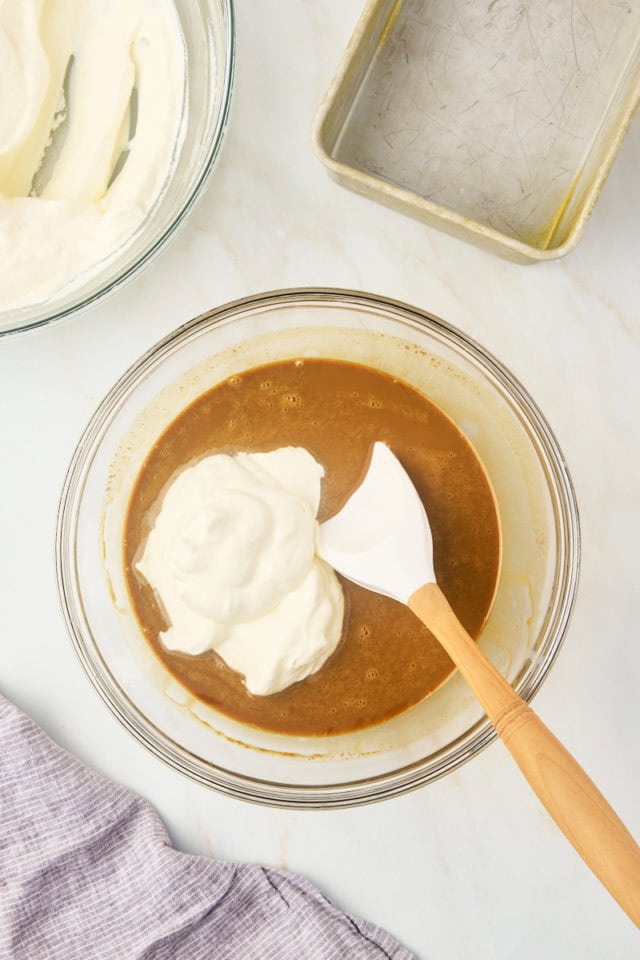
[136,448,345,696]
[0,0,186,312]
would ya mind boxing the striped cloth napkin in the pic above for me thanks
[0,695,415,959]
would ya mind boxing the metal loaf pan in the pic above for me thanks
[313,0,640,263]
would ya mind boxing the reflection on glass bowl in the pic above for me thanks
[56,289,580,808]
[0,0,234,339]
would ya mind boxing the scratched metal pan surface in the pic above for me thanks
[313,0,640,263]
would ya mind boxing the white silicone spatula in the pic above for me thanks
[319,442,640,926]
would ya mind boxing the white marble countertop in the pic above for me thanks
[1,3,639,957]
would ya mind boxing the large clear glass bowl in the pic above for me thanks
[56,289,580,807]
[0,0,234,339]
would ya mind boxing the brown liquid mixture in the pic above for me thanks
[124,359,501,736]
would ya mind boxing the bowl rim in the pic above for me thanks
[56,287,581,808]
[0,0,236,341]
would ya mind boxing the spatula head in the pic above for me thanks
[318,442,435,605]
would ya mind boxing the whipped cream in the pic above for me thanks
[136,448,345,696]
[0,0,186,311]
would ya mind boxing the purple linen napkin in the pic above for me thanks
[0,695,415,959]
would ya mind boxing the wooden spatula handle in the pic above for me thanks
[409,582,640,927]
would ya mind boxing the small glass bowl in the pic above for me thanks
[0,0,234,339]
[57,289,580,808]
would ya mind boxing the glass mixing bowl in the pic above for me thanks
[0,0,234,339]
[57,289,580,807]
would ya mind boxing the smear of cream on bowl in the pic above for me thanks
[0,0,186,310]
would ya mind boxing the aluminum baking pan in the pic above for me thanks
[313,0,640,263]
